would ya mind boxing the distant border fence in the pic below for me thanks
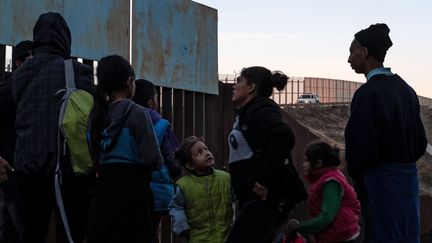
[219,74,432,106]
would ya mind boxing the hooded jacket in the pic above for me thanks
[96,100,162,171]
[12,12,93,175]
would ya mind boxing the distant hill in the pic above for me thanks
[282,104,432,196]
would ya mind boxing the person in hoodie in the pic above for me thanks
[345,23,427,242]
[226,66,307,243]
[11,13,93,243]
[0,40,33,243]
[86,55,162,243]
[132,79,181,242]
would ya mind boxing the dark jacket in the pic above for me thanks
[12,13,93,175]
[345,74,427,179]
[229,96,306,208]
[0,77,16,164]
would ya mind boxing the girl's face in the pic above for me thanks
[188,141,214,174]
[302,157,321,176]
[232,76,255,106]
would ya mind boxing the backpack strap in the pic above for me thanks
[54,59,76,243]
[64,59,76,89]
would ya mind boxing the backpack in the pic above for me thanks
[54,59,94,243]
[58,59,94,174]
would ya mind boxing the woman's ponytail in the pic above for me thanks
[271,71,288,91]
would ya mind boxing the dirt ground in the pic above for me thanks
[284,104,432,196]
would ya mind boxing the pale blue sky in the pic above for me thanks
[197,0,432,97]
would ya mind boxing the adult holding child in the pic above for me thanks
[226,66,306,243]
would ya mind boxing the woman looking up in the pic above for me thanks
[226,66,306,243]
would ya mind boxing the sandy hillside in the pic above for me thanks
[283,104,432,196]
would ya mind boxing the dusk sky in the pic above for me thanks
[197,0,432,97]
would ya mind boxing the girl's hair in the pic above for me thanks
[305,141,341,167]
[132,79,156,108]
[175,136,202,167]
[89,55,134,162]
[240,66,288,98]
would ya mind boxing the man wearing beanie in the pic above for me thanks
[345,23,427,242]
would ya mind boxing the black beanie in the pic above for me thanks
[354,23,393,62]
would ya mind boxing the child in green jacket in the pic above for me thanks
[169,136,233,243]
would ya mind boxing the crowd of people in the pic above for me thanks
[0,11,427,243]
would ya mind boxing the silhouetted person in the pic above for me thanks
[0,40,33,243]
[345,23,427,243]
[226,66,306,243]
[11,12,93,243]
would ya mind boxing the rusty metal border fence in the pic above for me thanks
[220,74,362,104]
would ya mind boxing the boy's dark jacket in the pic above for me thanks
[230,96,307,209]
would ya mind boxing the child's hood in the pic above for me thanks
[103,100,134,151]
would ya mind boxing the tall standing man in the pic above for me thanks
[11,12,94,243]
[345,23,427,243]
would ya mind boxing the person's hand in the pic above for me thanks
[0,156,14,182]
[253,182,268,201]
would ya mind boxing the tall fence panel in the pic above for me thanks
[0,0,130,60]
[132,0,218,94]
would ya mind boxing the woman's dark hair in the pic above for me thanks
[305,141,341,167]
[240,66,288,98]
[132,79,156,108]
[175,136,202,168]
[89,55,134,162]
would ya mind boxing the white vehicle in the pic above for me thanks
[297,93,320,104]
